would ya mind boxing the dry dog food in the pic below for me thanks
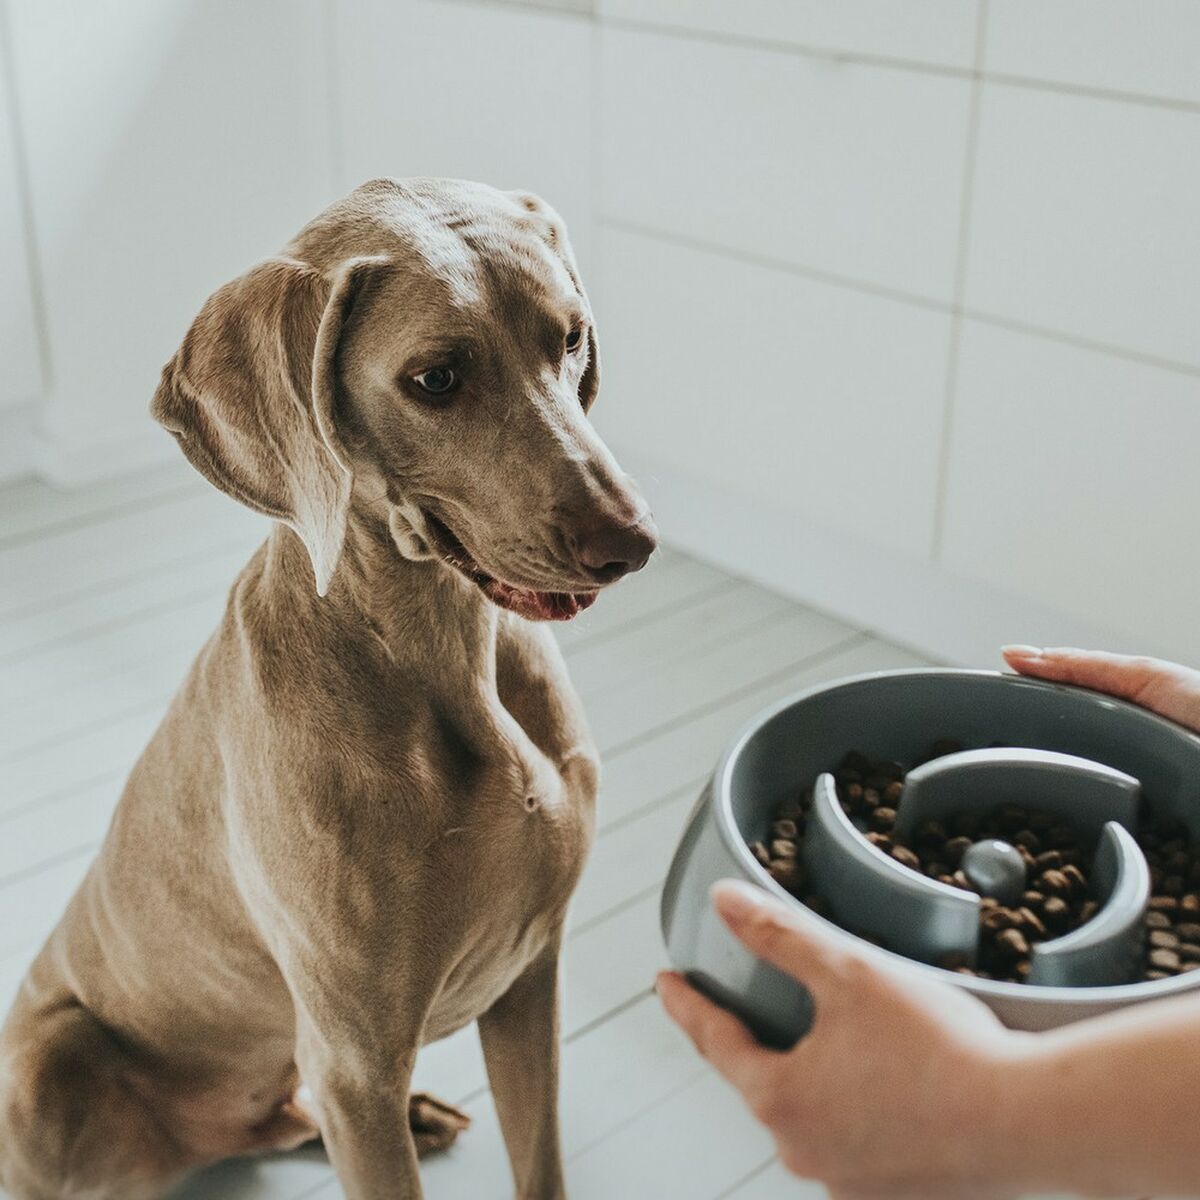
[748,744,1200,986]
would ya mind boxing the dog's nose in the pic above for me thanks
[574,514,659,583]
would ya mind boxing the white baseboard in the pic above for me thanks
[0,404,37,485]
[31,421,177,487]
[611,443,1168,668]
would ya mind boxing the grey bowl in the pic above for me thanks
[659,668,1200,1047]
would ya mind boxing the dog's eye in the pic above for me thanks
[412,367,458,396]
[565,326,584,353]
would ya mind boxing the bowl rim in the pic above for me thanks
[711,666,1200,1004]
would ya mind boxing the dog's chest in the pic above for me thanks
[422,750,595,1039]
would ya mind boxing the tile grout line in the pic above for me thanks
[0,0,54,395]
[449,0,1200,116]
[963,306,1200,378]
[931,0,988,563]
[439,0,593,22]
[600,214,951,316]
[599,12,1200,115]
[600,215,1200,381]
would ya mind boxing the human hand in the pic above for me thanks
[657,881,1036,1200]
[1003,645,1200,734]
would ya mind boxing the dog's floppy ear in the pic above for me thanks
[511,190,600,413]
[152,255,382,595]
[554,230,600,414]
[576,305,601,415]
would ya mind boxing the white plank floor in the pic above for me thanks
[0,464,933,1200]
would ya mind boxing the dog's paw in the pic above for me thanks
[409,1091,471,1157]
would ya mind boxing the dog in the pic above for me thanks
[0,177,657,1200]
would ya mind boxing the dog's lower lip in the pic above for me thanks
[421,509,597,622]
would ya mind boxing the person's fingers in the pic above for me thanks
[1002,645,1179,706]
[655,970,772,1090]
[711,879,861,994]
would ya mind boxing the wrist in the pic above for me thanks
[966,1030,1066,1194]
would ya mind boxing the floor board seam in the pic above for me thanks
[0,579,228,667]
[0,481,204,551]
[601,631,870,761]
[0,838,98,892]
[561,571,739,654]
[713,1154,777,1199]
[0,532,263,623]
[568,881,662,940]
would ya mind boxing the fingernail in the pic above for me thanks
[1002,644,1043,659]
[711,879,765,919]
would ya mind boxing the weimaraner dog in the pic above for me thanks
[0,178,657,1200]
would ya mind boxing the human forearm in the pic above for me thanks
[990,994,1200,1197]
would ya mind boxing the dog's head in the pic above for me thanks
[152,177,657,620]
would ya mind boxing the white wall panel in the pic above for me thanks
[600,0,980,70]
[941,321,1200,662]
[0,43,42,411]
[335,0,594,269]
[599,26,972,303]
[966,84,1200,369]
[594,227,951,559]
[986,0,1200,105]
[7,0,335,472]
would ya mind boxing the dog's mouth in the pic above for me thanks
[421,510,598,622]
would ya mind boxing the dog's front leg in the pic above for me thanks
[478,943,567,1200]
[294,1014,425,1200]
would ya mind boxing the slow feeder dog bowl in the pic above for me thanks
[660,669,1200,1047]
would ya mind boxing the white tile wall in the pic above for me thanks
[594,226,952,559]
[7,0,335,452]
[985,0,1200,106]
[941,320,1200,662]
[965,83,1200,370]
[472,0,593,13]
[599,25,973,303]
[600,0,981,70]
[3,0,1198,661]
[0,45,42,410]
[336,0,595,269]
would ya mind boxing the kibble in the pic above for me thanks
[870,807,897,832]
[1040,869,1072,897]
[752,744,1200,986]
[995,927,1031,958]
[890,845,922,872]
[1150,948,1183,972]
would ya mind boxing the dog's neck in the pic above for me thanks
[261,514,501,697]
